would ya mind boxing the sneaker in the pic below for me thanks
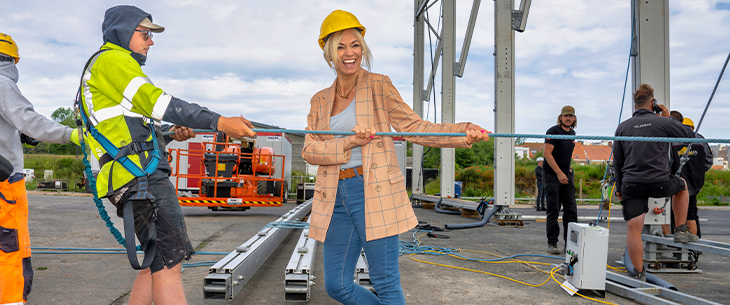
[674,224,700,243]
[632,268,646,282]
[548,243,560,255]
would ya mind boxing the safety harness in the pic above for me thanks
[74,49,160,270]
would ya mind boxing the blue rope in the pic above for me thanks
[262,221,310,230]
[399,230,563,260]
[165,128,730,144]
[80,136,141,251]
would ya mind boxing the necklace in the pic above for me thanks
[336,76,358,98]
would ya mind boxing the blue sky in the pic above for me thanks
[3,0,730,142]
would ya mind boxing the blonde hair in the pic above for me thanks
[323,28,372,72]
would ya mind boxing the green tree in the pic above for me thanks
[47,107,78,155]
[51,107,76,128]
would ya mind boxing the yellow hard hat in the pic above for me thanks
[319,10,366,50]
[683,117,694,128]
[0,33,19,64]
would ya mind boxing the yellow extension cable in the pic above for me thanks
[409,223,627,304]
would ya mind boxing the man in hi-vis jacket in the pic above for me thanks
[80,6,257,303]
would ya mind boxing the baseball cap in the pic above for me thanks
[561,105,575,115]
[139,17,165,33]
[536,157,544,162]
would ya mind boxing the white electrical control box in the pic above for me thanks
[644,197,672,225]
[564,223,609,292]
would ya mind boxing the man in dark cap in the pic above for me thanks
[543,105,578,254]
[79,6,257,303]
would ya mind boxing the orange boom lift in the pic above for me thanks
[168,132,285,211]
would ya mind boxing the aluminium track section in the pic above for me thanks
[285,236,374,302]
[605,271,721,305]
[641,235,730,258]
[284,219,316,302]
[411,194,481,210]
[204,200,312,301]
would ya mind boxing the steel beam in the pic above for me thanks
[642,234,730,258]
[494,0,516,207]
[412,0,426,194]
[456,0,481,77]
[440,0,456,198]
[284,219,316,302]
[204,200,312,301]
[632,0,670,109]
[605,271,721,305]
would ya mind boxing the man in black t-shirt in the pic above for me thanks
[614,84,698,282]
[543,105,578,255]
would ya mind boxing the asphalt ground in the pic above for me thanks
[23,192,730,304]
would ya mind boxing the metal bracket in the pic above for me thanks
[511,10,524,30]
[453,62,462,76]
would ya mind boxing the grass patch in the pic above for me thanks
[24,154,86,192]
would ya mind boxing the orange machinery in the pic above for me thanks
[168,133,286,211]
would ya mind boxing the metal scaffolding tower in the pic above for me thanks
[412,0,530,205]
[411,0,483,197]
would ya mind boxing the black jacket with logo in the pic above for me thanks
[613,109,694,189]
[671,125,713,196]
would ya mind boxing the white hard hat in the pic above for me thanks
[536,157,544,162]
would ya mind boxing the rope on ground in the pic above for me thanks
[261,221,310,230]
[164,128,730,144]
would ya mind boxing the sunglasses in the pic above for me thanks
[135,29,153,41]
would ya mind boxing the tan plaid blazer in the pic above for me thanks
[303,69,472,242]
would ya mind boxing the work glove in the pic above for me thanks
[70,129,80,146]
[20,133,41,146]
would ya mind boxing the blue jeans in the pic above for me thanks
[323,173,406,305]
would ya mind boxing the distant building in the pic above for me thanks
[515,146,530,159]
[572,142,613,165]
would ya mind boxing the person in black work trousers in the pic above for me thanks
[543,105,578,255]
[668,112,711,238]
[535,157,547,211]
[613,84,698,282]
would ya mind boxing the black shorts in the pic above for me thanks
[130,171,194,273]
[620,176,686,221]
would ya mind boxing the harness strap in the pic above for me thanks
[122,176,158,270]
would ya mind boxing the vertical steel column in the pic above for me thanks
[440,0,456,198]
[493,0,515,206]
[412,0,426,194]
[632,0,670,109]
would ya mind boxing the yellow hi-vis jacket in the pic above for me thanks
[80,42,221,197]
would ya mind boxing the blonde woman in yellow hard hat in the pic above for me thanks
[303,10,487,304]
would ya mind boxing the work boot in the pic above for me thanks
[674,224,699,243]
[632,267,646,282]
[548,242,560,255]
